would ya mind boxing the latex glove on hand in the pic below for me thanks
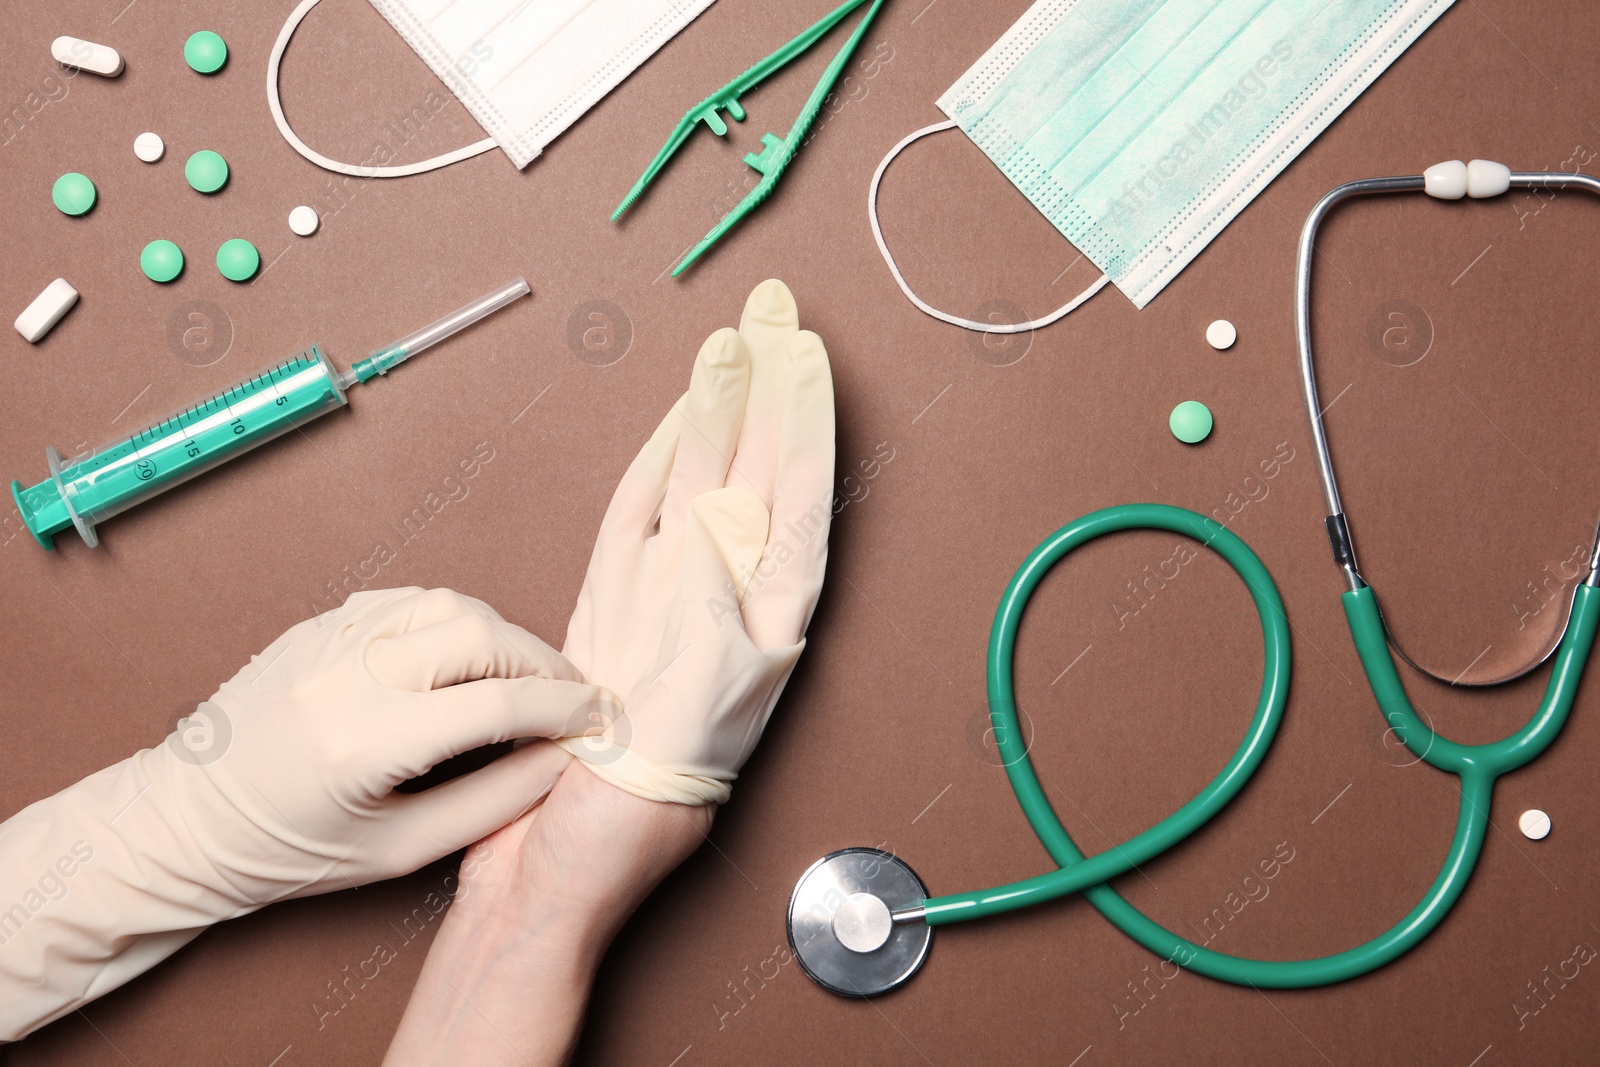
[0,587,599,1042]
[559,279,835,804]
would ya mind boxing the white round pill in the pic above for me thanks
[1206,319,1237,350]
[134,132,164,163]
[288,205,319,236]
[1518,809,1551,840]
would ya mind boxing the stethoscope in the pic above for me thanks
[787,161,1600,997]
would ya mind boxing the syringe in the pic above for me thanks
[12,278,530,550]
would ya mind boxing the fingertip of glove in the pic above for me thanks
[784,330,833,380]
[741,279,798,333]
[785,328,826,354]
[697,326,748,370]
[778,332,836,453]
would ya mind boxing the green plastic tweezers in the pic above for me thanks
[612,0,888,276]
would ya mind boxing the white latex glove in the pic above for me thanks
[0,587,598,1042]
[559,280,835,804]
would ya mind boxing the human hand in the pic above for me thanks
[387,279,836,1063]
[0,586,597,1040]
[385,759,713,1067]
[559,279,836,804]
[172,585,607,898]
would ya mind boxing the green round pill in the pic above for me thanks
[141,240,185,283]
[52,172,97,216]
[1169,400,1214,444]
[184,31,228,74]
[216,238,259,282]
[185,150,229,193]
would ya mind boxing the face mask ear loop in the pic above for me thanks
[868,119,1111,334]
[267,0,499,178]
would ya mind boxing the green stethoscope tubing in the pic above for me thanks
[917,502,1600,989]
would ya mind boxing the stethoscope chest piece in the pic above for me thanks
[787,848,930,996]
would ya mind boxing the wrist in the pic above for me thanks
[387,763,714,1065]
[441,867,613,979]
[386,895,598,1067]
[531,762,713,911]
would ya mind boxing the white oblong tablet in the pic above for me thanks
[288,205,319,236]
[1206,319,1237,350]
[1518,809,1551,840]
[52,36,124,77]
[14,278,80,343]
[134,131,164,163]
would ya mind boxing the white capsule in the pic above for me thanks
[288,205,320,236]
[51,36,124,77]
[1467,159,1511,198]
[1205,319,1237,350]
[134,131,164,163]
[1518,809,1551,840]
[14,278,80,343]
[1423,160,1468,200]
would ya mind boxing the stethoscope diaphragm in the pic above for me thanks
[787,847,930,997]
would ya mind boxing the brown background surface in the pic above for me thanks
[4,1,1600,1064]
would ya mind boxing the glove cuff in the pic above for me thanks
[554,738,729,805]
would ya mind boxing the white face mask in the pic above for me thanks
[268,0,716,177]
[869,0,1455,333]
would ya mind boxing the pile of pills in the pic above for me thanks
[20,28,318,341]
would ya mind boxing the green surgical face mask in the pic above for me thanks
[870,0,1456,332]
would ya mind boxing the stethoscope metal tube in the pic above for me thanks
[789,162,1600,1001]
[1295,174,1423,592]
[1298,165,1600,681]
